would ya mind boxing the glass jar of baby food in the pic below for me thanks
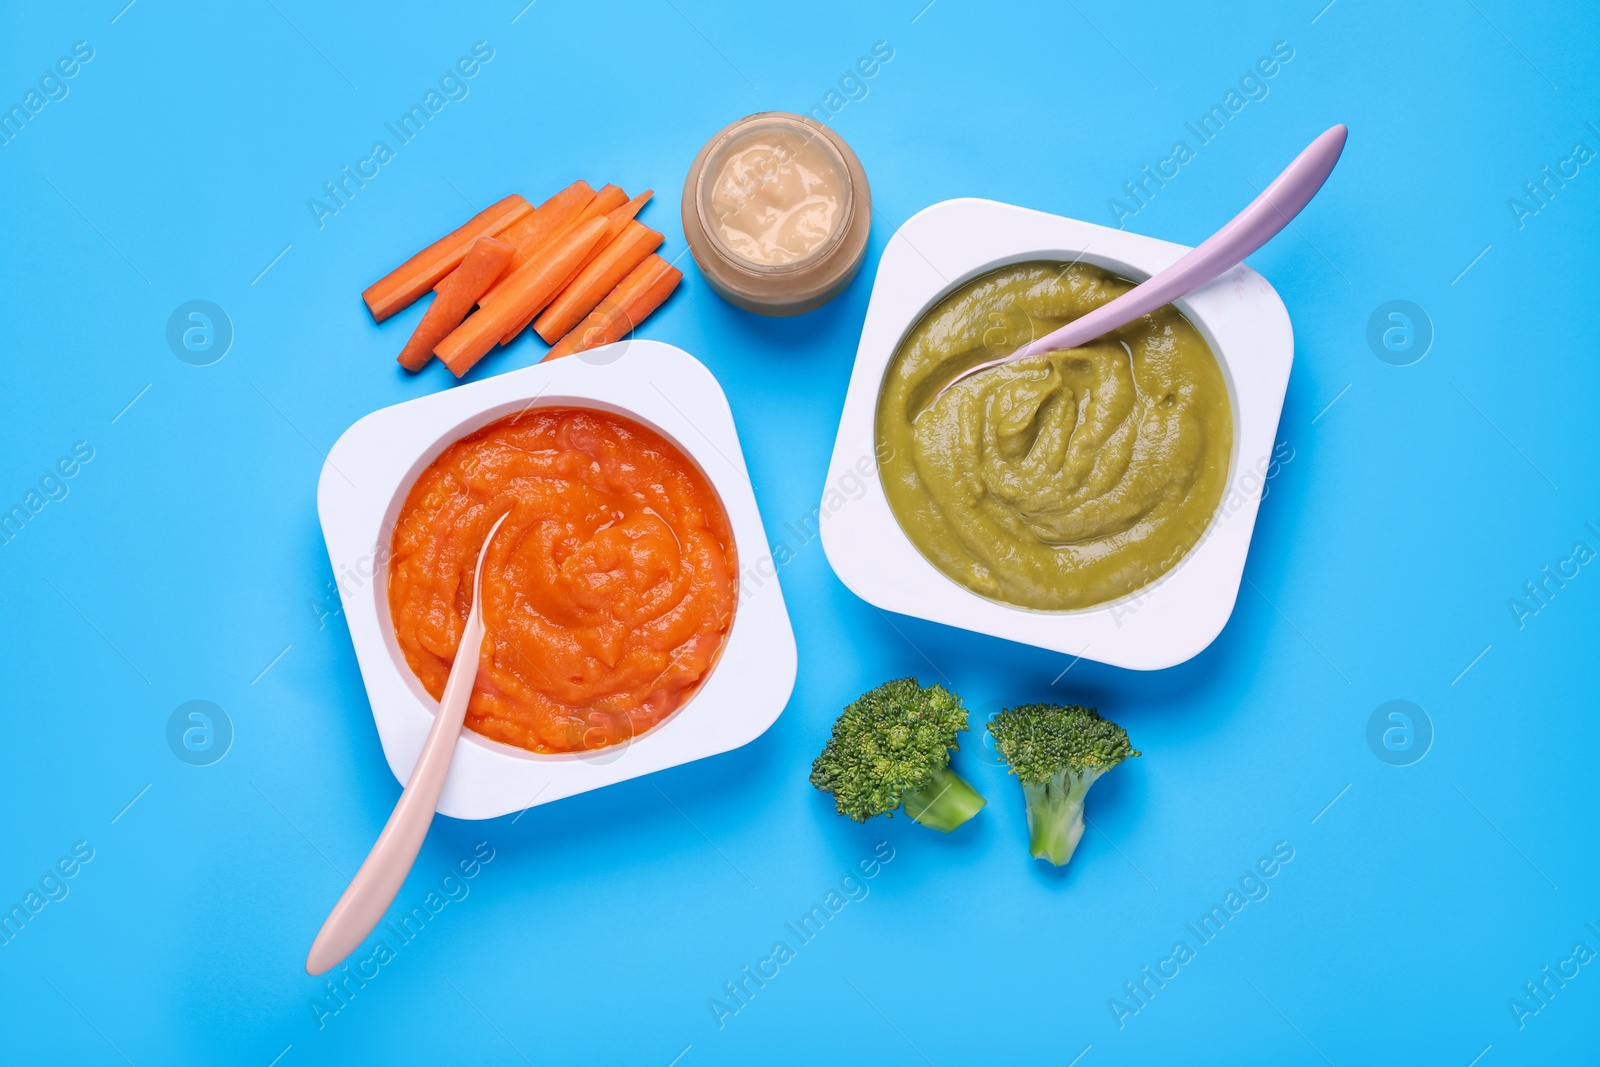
[682,111,871,316]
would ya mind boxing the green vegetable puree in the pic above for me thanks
[876,261,1233,611]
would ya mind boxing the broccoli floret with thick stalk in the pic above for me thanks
[809,678,987,832]
[987,703,1139,866]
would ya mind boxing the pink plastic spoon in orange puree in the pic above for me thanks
[305,511,508,976]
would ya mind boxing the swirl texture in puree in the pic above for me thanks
[876,261,1233,611]
[388,408,737,753]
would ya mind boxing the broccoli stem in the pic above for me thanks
[1023,769,1102,866]
[901,765,987,832]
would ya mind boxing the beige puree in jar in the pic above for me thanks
[707,128,844,266]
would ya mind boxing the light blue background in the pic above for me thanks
[2,1,1596,1063]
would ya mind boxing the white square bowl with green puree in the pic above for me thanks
[821,198,1293,671]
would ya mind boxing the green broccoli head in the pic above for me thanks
[987,703,1140,783]
[987,703,1139,865]
[809,678,986,832]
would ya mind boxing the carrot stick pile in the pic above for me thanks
[361,180,682,377]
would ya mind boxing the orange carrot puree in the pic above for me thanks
[388,408,737,753]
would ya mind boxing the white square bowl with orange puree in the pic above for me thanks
[318,342,797,819]
[821,198,1294,671]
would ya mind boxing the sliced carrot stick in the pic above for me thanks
[598,189,652,246]
[479,181,595,307]
[435,216,611,378]
[563,184,629,235]
[534,221,662,343]
[505,181,594,255]
[362,194,531,322]
[396,235,515,371]
[501,188,647,345]
[492,206,541,254]
[537,180,597,221]
[543,255,682,361]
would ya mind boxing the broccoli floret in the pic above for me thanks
[987,703,1139,866]
[809,678,987,832]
